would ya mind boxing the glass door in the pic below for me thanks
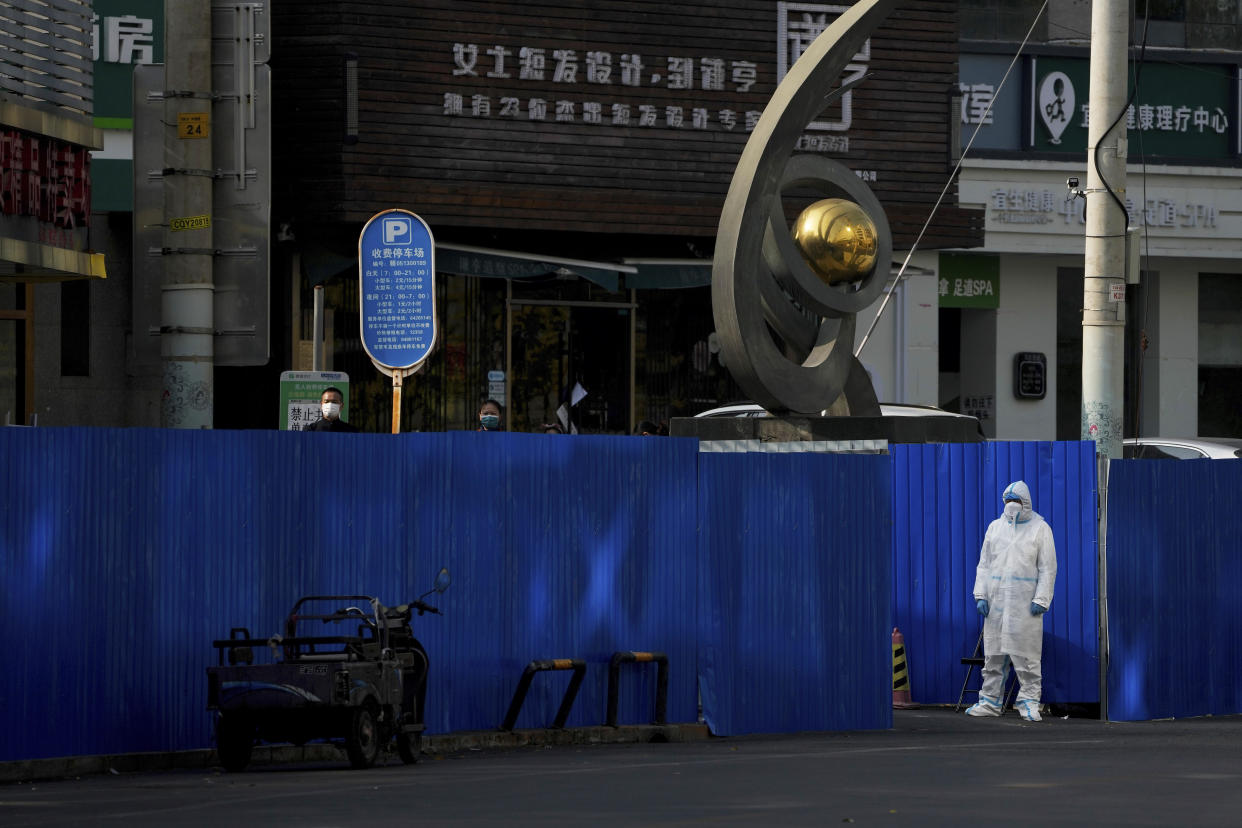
[507,276,633,434]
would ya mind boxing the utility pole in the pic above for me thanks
[161,4,214,428]
[1081,0,1129,458]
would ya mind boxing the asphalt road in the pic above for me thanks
[4,709,1242,827]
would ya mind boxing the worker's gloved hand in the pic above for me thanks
[1030,602,1048,616]
[976,599,989,617]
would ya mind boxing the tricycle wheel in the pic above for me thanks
[216,714,254,772]
[345,705,380,769]
[397,730,422,765]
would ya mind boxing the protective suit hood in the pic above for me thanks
[1002,480,1034,524]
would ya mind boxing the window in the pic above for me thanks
[60,280,90,376]
[1136,0,1185,21]
[1,283,31,425]
[1198,273,1242,437]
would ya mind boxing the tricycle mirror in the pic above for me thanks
[434,567,451,593]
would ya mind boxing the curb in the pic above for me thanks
[0,723,711,783]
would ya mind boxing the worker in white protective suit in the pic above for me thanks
[965,480,1057,722]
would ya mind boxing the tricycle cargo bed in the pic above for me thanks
[209,662,346,710]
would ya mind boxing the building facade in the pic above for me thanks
[11,1,982,432]
[1,1,106,427]
[947,0,1242,440]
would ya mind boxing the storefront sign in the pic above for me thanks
[92,0,163,127]
[958,54,1023,151]
[960,53,1239,163]
[1030,57,1233,159]
[444,44,762,134]
[0,129,92,246]
[986,186,1218,231]
[89,0,163,212]
[313,1,976,247]
[938,253,999,309]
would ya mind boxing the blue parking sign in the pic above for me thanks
[358,209,438,371]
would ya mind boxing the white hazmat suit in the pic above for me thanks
[967,480,1056,722]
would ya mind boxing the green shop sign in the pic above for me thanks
[939,253,999,309]
[92,0,164,127]
[91,0,163,212]
[1030,57,1236,160]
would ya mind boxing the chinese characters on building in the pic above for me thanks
[961,394,994,422]
[988,187,1218,230]
[959,83,995,125]
[777,3,870,134]
[444,44,764,134]
[0,129,92,234]
[938,277,995,300]
[441,1,874,156]
[92,13,154,64]
[963,80,1230,136]
[1080,102,1229,135]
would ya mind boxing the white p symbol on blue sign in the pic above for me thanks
[383,217,412,245]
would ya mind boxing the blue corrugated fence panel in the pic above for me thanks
[892,441,1098,707]
[698,452,892,736]
[0,428,700,762]
[489,433,699,731]
[1107,459,1242,721]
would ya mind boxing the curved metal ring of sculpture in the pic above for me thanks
[712,0,896,415]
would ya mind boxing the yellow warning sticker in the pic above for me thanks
[170,214,210,232]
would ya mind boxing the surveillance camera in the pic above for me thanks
[1067,177,1080,189]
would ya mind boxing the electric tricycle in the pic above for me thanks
[206,568,450,771]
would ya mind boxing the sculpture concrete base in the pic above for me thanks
[668,415,983,445]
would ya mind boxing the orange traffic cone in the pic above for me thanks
[892,627,919,709]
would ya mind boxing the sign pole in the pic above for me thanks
[391,369,405,434]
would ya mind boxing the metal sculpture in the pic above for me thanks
[712,0,896,415]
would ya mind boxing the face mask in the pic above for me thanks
[322,402,341,419]
[480,414,500,429]
[1004,501,1021,519]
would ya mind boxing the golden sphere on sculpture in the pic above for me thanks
[791,198,879,285]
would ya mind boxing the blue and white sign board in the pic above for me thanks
[358,209,438,372]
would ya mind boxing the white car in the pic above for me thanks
[1122,437,1242,460]
[694,402,979,420]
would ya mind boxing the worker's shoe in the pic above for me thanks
[965,696,1002,717]
[1018,700,1043,722]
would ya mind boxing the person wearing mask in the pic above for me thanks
[966,480,1056,722]
[304,387,359,432]
[477,399,503,431]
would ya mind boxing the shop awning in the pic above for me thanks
[302,241,356,287]
[622,258,714,290]
[0,238,107,282]
[615,259,933,291]
[437,243,635,293]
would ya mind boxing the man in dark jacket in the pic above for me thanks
[304,386,359,432]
